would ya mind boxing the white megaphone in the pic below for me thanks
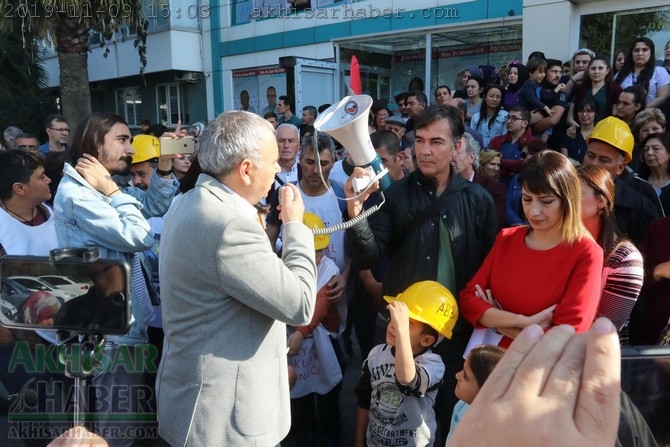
[314,95,391,191]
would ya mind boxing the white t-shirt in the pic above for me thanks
[329,159,350,188]
[0,204,58,255]
[299,183,346,272]
[616,66,670,104]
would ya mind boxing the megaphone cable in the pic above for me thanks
[310,131,386,235]
[311,192,385,236]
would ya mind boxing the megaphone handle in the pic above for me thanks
[352,176,371,196]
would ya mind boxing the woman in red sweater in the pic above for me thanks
[460,151,604,348]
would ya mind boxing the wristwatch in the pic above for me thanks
[156,168,172,177]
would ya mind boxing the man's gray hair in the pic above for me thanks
[4,126,23,148]
[198,111,274,178]
[275,123,299,140]
[461,132,481,169]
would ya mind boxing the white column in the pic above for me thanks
[523,0,578,63]
[425,33,432,93]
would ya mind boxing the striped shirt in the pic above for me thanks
[597,240,644,343]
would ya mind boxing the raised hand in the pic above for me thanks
[448,318,621,447]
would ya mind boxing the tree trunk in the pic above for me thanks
[55,19,92,136]
[58,51,91,134]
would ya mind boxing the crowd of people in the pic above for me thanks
[1,36,670,447]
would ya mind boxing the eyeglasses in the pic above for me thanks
[506,116,524,122]
[578,109,595,115]
[17,145,38,150]
[49,127,70,132]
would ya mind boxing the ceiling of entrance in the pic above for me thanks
[338,22,523,54]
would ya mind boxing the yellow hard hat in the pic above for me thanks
[384,281,458,339]
[586,116,634,163]
[303,212,330,251]
[131,134,160,164]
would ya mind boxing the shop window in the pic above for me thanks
[233,0,254,24]
[157,84,189,127]
[146,0,172,30]
[116,88,146,127]
[337,23,521,109]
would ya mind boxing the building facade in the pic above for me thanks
[212,0,524,115]
[41,0,210,131]
[39,0,670,123]
[211,0,669,116]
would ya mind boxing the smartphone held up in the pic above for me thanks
[159,136,195,156]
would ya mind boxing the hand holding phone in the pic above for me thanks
[160,136,195,155]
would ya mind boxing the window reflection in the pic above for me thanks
[338,24,522,108]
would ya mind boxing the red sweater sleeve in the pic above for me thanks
[551,239,603,332]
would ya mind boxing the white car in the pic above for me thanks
[8,276,79,302]
[38,275,91,296]
[1,299,18,321]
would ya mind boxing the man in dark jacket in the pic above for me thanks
[344,104,497,445]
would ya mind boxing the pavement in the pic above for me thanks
[338,338,363,447]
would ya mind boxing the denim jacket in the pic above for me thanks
[470,110,508,148]
[121,170,179,219]
[53,163,157,344]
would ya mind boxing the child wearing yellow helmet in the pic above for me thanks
[355,280,458,447]
[285,212,343,446]
[287,213,336,357]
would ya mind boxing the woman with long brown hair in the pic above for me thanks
[471,84,508,148]
[567,56,621,127]
[615,36,670,108]
[578,165,643,342]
